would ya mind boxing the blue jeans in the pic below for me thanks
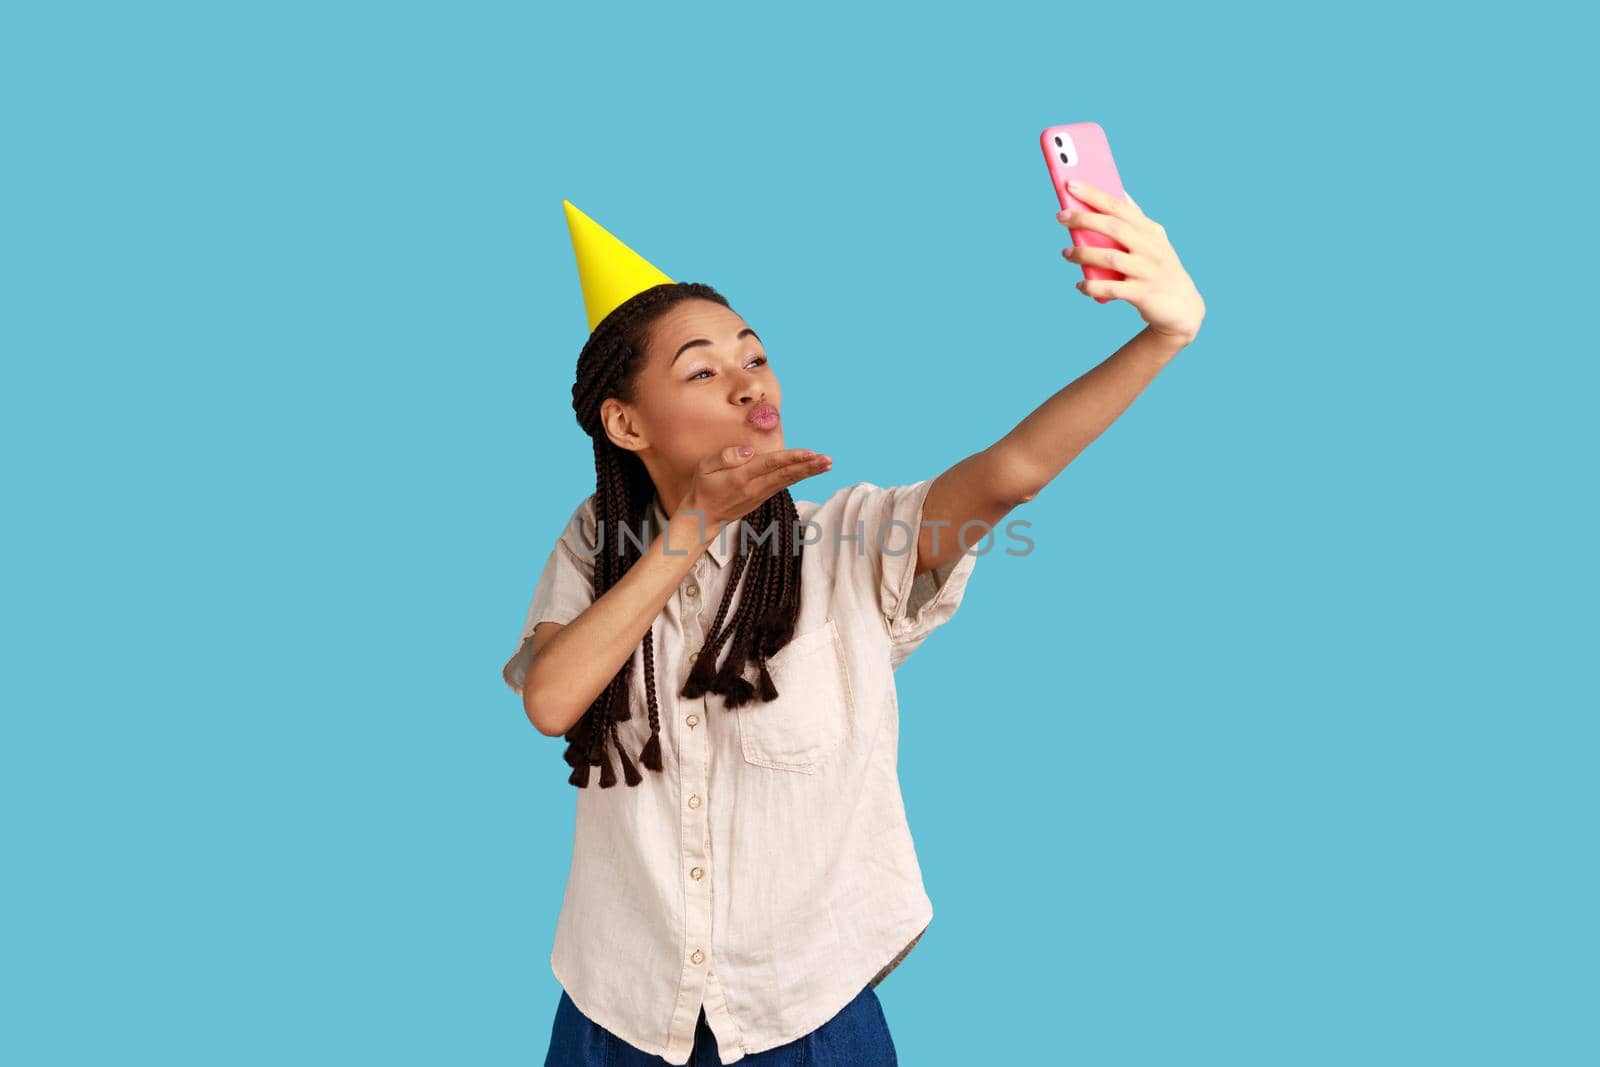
[543,982,898,1066]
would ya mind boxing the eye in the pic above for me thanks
[688,354,768,381]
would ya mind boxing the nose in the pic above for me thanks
[733,370,765,405]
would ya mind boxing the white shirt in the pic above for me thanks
[502,478,980,1063]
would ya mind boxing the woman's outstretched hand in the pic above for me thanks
[679,445,833,537]
[1059,179,1206,345]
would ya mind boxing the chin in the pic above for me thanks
[733,426,783,448]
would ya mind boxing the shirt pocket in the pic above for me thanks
[733,616,856,774]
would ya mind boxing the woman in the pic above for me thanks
[504,189,1204,1064]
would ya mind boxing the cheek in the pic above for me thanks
[649,396,728,454]
[659,395,725,432]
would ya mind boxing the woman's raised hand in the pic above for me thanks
[679,445,833,536]
[1058,179,1205,344]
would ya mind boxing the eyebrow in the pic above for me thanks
[672,327,762,366]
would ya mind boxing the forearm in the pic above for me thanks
[523,510,712,736]
[988,326,1189,502]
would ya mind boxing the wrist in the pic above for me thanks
[665,506,718,555]
[1140,325,1193,363]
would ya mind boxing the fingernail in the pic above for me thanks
[740,445,753,456]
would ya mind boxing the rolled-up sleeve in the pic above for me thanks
[845,478,980,670]
[501,496,599,696]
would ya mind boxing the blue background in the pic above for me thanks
[5,1,1594,1064]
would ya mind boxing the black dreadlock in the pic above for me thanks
[561,282,804,788]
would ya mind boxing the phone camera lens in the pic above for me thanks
[1054,136,1063,147]
[1059,153,1069,164]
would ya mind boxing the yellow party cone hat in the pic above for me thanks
[563,200,675,334]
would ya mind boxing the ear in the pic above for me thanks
[600,396,649,453]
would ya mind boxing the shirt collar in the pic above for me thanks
[652,494,732,569]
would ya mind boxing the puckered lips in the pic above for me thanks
[745,402,780,431]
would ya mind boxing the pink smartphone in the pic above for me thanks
[1040,121,1128,304]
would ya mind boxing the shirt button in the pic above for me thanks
[690,866,704,880]
[687,793,701,810]
[690,949,705,965]
[686,585,698,598]
[685,714,699,728]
